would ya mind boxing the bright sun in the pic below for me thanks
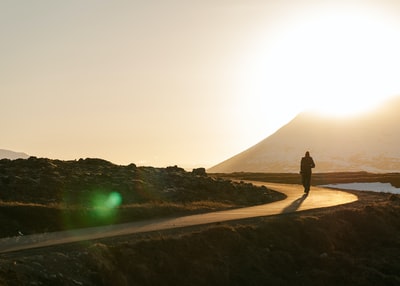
[242,3,400,118]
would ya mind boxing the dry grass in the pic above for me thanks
[216,171,400,187]
[121,200,235,211]
[1,172,400,285]
[0,199,238,237]
[81,193,400,286]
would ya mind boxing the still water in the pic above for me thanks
[320,182,400,194]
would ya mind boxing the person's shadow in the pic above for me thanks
[282,193,308,213]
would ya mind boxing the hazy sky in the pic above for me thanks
[2,0,400,168]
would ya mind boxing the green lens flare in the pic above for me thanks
[92,191,123,218]
[106,192,123,208]
[62,190,123,232]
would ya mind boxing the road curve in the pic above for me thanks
[0,182,357,253]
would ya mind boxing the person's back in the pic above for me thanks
[301,155,315,174]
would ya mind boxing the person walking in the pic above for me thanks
[300,151,315,194]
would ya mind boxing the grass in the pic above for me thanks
[1,172,400,285]
[214,171,400,187]
[83,193,400,286]
[0,200,238,237]
[0,158,286,237]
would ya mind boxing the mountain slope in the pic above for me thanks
[0,149,29,160]
[209,96,400,173]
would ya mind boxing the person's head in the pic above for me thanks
[305,151,310,157]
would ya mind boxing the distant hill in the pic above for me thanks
[209,96,400,173]
[0,149,29,160]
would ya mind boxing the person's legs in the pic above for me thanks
[301,174,308,192]
[303,174,311,193]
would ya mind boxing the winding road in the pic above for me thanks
[0,182,357,254]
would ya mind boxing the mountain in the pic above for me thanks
[209,96,400,173]
[0,149,29,160]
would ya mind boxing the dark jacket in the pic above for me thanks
[300,156,315,175]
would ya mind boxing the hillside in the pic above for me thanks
[208,96,400,173]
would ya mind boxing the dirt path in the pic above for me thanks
[0,182,357,253]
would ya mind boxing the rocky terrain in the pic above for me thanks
[0,186,399,286]
[1,160,400,285]
[0,157,283,237]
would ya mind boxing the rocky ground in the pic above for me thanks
[0,157,283,238]
[1,159,400,285]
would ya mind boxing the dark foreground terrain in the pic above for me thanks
[0,157,282,238]
[1,159,400,285]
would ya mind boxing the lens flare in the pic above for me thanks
[61,190,123,236]
[92,191,123,218]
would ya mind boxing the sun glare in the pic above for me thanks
[307,98,382,118]
[240,3,400,119]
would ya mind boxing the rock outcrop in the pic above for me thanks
[0,157,276,206]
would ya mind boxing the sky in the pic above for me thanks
[2,0,400,169]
